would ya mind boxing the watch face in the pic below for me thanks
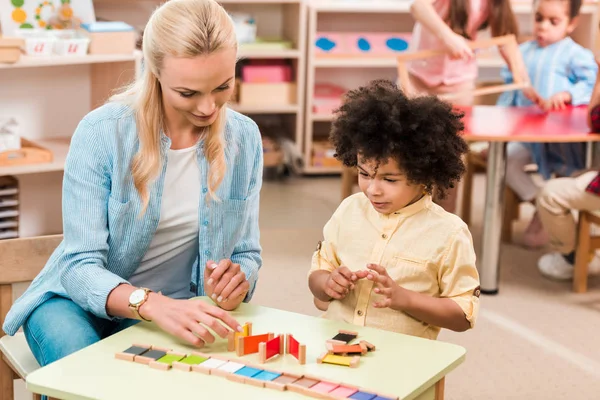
[129,289,145,305]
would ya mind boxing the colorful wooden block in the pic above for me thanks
[228,322,252,352]
[360,340,376,352]
[259,335,284,363]
[134,349,168,365]
[212,361,246,377]
[310,381,340,394]
[192,357,227,374]
[149,352,186,371]
[245,377,266,388]
[115,345,150,362]
[172,353,209,371]
[254,370,281,381]
[235,366,263,378]
[286,334,306,364]
[226,373,247,384]
[329,385,359,398]
[331,330,358,343]
[327,343,367,356]
[372,396,398,400]
[349,392,377,400]
[272,373,302,385]
[318,352,360,368]
[237,333,274,356]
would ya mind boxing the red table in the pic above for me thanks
[460,105,600,294]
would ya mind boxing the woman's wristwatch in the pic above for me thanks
[128,287,153,322]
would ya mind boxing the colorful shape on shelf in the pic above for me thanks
[316,37,336,52]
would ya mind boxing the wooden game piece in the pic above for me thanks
[192,357,228,374]
[237,333,274,357]
[271,372,302,389]
[286,334,306,364]
[115,344,151,362]
[228,322,253,352]
[227,373,247,384]
[317,352,360,368]
[309,380,340,395]
[149,351,186,371]
[172,352,209,371]
[331,330,358,343]
[372,392,399,400]
[326,339,347,346]
[258,335,284,363]
[134,349,169,365]
[245,377,266,388]
[360,340,376,352]
[327,343,367,356]
[212,360,246,377]
[287,376,319,395]
[326,384,360,399]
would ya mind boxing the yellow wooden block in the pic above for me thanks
[323,354,351,366]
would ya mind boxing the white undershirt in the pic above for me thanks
[129,145,200,299]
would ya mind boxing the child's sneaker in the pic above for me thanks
[538,252,600,280]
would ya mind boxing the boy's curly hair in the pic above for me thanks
[330,79,468,199]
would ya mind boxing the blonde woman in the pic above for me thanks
[3,0,262,366]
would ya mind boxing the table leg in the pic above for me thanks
[585,142,594,169]
[479,142,507,294]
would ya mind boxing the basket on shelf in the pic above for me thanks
[0,138,53,167]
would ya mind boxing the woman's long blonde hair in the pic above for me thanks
[111,0,237,212]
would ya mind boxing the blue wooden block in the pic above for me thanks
[253,370,282,381]
[234,366,263,378]
[350,392,377,400]
[373,396,395,400]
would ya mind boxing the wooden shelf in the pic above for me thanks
[238,48,301,59]
[1,137,70,176]
[230,103,300,114]
[314,56,505,68]
[0,51,141,70]
[304,165,342,174]
[311,113,334,122]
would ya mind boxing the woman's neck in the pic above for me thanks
[163,107,204,150]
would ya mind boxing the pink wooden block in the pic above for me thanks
[313,83,346,114]
[309,381,340,394]
[329,385,359,398]
[242,64,292,83]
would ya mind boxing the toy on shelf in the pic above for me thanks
[315,32,411,57]
[0,37,25,64]
[115,343,398,400]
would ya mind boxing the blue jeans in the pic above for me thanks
[23,296,139,367]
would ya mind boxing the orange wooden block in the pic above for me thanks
[327,343,366,355]
[237,333,274,356]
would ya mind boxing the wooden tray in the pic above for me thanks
[0,138,53,167]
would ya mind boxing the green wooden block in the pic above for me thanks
[178,354,209,365]
[156,354,185,365]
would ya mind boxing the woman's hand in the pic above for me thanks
[140,293,243,347]
[442,32,474,60]
[205,259,249,310]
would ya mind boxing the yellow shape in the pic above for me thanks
[60,5,73,19]
[323,354,351,366]
[12,8,27,23]
[243,324,250,336]
[38,20,46,28]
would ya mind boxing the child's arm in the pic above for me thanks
[410,0,473,60]
[363,264,471,332]
[498,42,542,106]
[588,57,600,129]
[309,268,358,302]
[566,47,598,107]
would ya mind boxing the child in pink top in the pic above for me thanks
[408,0,532,213]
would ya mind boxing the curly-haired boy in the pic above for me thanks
[308,80,480,339]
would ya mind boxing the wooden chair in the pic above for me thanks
[574,210,600,293]
[0,234,62,400]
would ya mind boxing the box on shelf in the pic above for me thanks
[313,83,347,114]
[312,141,341,168]
[51,30,90,56]
[0,138,53,167]
[14,29,55,56]
[80,21,136,55]
[315,32,412,56]
[0,37,25,64]
[238,82,297,105]
[0,176,19,241]
[242,63,292,83]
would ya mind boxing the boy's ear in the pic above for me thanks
[567,16,580,34]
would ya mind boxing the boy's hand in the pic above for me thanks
[522,87,543,106]
[541,92,571,111]
[364,264,410,310]
[324,266,358,300]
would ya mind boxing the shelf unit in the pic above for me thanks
[0,48,141,237]
[304,0,600,175]
[95,0,307,149]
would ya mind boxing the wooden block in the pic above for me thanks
[150,346,172,353]
[273,373,302,386]
[349,356,360,368]
[172,352,210,371]
[227,373,247,384]
[246,377,266,388]
[245,322,253,336]
[149,361,171,371]
[298,344,306,365]
[115,352,135,362]
[328,344,365,356]
[332,330,358,343]
[115,345,151,362]
[236,335,244,357]
[264,380,287,391]
[360,340,376,351]
[148,352,186,370]
[227,330,236,352]
[259,342,267,363]
[326,339,346,346]
[192,358,227,374]
[134,349,168,365]
[338,329,359,336]
[318,353,360,368]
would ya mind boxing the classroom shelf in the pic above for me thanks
[238,48,301,59]
[0,137,70,176]
[0,51,142,70]
[303,165,342,174]
[311,113,334,122]
[230,103,300,114]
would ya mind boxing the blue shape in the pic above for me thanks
[350,392,377,400]
[235,366,263,378]
[373,396,395,400]
[253,370,282,381]
[386,37,409,52]
[316,37,337,52]
[357,37,371,52]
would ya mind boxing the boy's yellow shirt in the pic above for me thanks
[310,193,480,340]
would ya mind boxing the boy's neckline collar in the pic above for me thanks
[379,194,431,218]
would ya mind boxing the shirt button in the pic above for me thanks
[204,250,211,256]
[381,234,388,239]
[203,220,209,227]
[357,310,363,316]
[202,188,208,194]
